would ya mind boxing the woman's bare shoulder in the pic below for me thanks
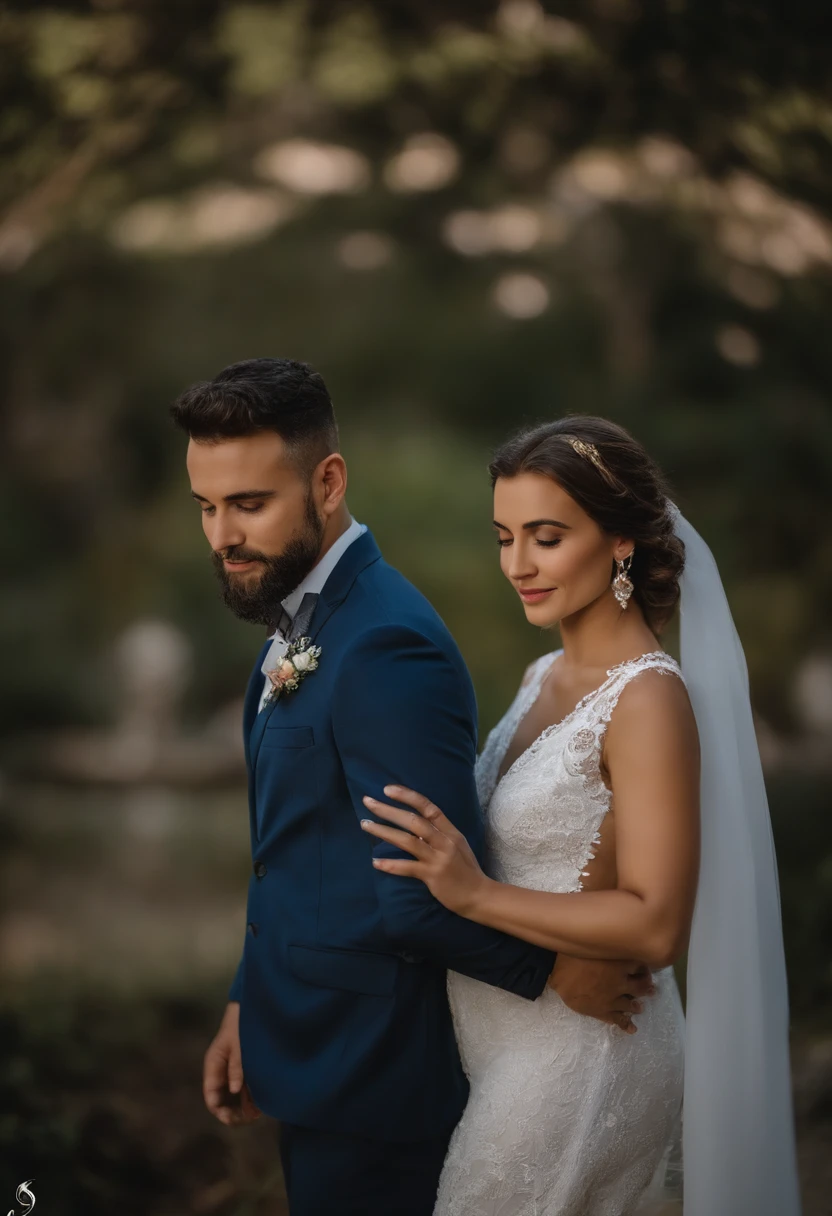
[608,663,699,756]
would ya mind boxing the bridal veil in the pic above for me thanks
[667,504,802,1215]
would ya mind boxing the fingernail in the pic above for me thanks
[363,796,376,805]
[384,785,397,795]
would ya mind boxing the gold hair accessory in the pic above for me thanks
[562,435,619,486]
[565,436,605,472]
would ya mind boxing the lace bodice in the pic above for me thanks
[476,648,686,894]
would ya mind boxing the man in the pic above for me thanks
[171,358,654,1216]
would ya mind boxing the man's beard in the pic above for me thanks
[211,491,325,629]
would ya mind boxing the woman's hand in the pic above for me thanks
[361,785,490,917]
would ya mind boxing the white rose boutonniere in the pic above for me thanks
[264,637,322,704]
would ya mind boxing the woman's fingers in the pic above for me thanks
[361,795,452,851]
[382,784,434,812]
[371,857,422,877]
[383,785,464,842]
[362,794,437,836]
[359,813,433,859]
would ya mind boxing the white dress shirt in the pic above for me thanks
[258,516,367,711]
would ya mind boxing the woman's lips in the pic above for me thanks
[518,587,556,603]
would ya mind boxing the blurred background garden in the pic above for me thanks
[1,1,831,1212]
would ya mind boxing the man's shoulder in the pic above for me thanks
[353,556,450,636]
[340,560,471,679]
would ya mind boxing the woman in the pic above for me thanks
[359,418,801,1216]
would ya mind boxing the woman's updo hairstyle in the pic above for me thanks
[489,415,685,634]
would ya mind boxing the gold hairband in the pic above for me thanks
[562,435,618,485]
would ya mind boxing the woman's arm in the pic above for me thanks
[333,623,557,998]
[361,669,701,970]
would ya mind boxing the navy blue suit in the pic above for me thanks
[230,530,555,1212]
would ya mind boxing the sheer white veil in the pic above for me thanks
[668,503,802,1215]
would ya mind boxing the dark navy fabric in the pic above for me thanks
[230,529,556,1143]
[277,1120,452,1216]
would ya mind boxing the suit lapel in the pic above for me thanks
[243,638,272,768]
[247,529,383,769]
[305,528,382,643]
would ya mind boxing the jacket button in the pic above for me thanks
[247,922,258,936]
[254,861,267,878]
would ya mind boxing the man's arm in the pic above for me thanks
[331,623,556,1000]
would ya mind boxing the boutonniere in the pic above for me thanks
[264,637,322,705]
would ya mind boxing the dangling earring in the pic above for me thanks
[612,551,634,609]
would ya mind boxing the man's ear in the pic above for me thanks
[316,453,348,516]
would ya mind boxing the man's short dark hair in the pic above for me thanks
[170,357,339,475]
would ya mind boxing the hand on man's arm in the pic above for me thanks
[332,624,556,1000]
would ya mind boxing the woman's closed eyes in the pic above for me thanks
[496,537,562,548]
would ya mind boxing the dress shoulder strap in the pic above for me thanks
[593,650,685,728]
[527,648,563,705]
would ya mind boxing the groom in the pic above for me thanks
[173,358,654,1216]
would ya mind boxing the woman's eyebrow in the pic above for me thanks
[492,518,573,530]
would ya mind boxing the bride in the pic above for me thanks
[359,418,802,1216]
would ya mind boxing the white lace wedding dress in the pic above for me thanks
[434,649,687,1216]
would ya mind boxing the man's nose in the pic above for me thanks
[207,514,246,554]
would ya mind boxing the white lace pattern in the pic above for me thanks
[434,649,687,1216]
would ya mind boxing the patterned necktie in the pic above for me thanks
[268,591,320,643]
[273,606,293,639]
[286,591,319,642]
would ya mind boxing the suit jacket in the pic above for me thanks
[230,528,556,1141]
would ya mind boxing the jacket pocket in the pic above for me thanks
[261,724,315,748]
[287,943,398,996]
